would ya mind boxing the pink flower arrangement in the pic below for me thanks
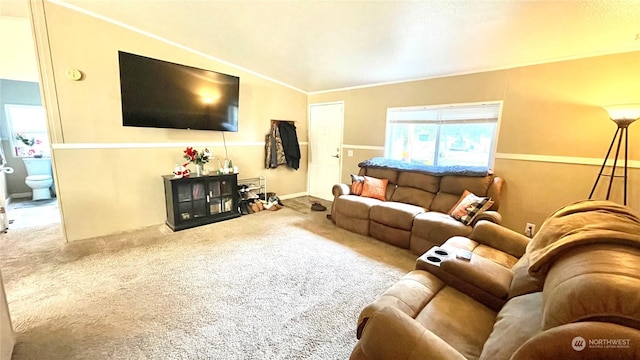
[183,147,211,165]
[15,133,35,147]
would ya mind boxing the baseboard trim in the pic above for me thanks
[278,192,309,200]
[9,193,31,202]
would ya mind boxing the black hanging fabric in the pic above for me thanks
[278,122,301,170]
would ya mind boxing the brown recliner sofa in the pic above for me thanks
[351,200,640,360]
[331,159,505,255]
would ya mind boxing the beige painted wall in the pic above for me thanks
[33,2,308,241]
[310,51,640,233]
[0,16,38,82]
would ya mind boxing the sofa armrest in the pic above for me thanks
[487,176,504,210]
[469,220,530,258]
[332,183,351,198]
[353,307,467,360]
[416,248,513,311]
[356,270,446,339]
[471,210,502,225]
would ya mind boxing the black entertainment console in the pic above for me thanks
[162,173,240,231]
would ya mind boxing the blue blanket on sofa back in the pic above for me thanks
[358,157,491,177]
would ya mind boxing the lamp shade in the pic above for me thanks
[604,104,640,122]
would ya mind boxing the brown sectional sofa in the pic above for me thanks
[331,161,505,255]
[351,200,640,359]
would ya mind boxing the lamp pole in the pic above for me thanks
[589,105,640,206]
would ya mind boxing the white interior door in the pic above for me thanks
[308,102,344,200]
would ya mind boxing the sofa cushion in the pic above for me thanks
[370,202,424,230]
[369,221,413,249]
[440,174,495,196]
[431,175,495,213]
[334,194,381,219]
[411,212,473,253]
[390,186,436,209]
[542,244,640,331]
[479,292,543,360]
[429,191,463,214]
[396,171,441,193]
[356,270,446,338]
[416,286,497,360]
[473,245,519,269]
[510,322,640,360]
[356,307,468,360]
[442,236,519,269]
[508,255,544,299]
[336,216,370,236]
[361,176,388,201]
[363,167,399,184]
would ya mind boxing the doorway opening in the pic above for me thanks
[0,13,59,231]
[6,198,59,229]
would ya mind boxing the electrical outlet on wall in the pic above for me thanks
[525,223,536,238]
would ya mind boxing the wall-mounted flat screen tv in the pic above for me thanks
[118,51,239,132]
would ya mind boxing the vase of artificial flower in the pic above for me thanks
[183,147,211,176]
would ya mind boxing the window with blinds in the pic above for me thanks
[384,102,501,168]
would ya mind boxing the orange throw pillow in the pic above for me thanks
[361,176,388,201]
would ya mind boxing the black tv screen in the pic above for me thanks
[118,51,239,132]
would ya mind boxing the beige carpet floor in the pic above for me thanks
[0,203,415,359]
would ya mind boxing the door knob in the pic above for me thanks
[332,154,340,158]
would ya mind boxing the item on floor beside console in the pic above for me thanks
[263,199,281,211]
[311,202,327,211]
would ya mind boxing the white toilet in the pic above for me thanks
[23,157,54,201]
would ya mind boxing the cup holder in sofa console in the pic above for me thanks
[434,249,449,256]
[421,247,450,267]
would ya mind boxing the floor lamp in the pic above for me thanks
[589,104,640,205]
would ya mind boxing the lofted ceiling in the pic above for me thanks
[4,0,640,93]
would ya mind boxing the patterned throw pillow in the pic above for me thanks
[351,174,365,195]
[360,176,388,201]
[449,190,494,225]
